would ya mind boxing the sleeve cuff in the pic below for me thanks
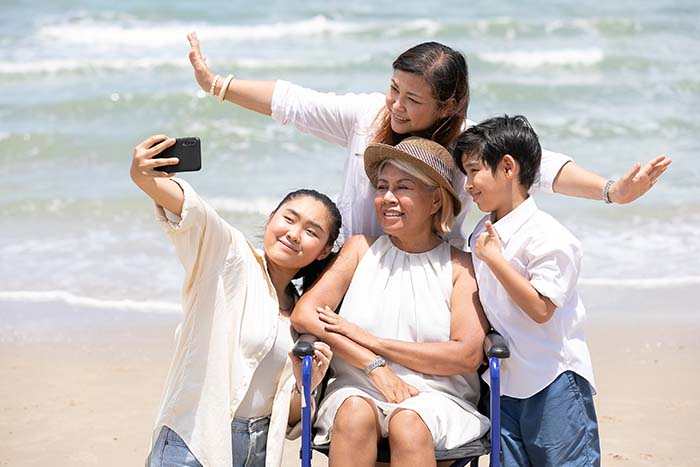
[530,277,566,309]
[270,80,292,125]
[154,178,196,231]
[533,149,573,194]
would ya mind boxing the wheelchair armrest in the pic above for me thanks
[293,333,318,358]
[484,330,510,359]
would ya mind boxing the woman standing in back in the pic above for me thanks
[187,31,670,244]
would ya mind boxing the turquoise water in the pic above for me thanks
[1,1,698,312]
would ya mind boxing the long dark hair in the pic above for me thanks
[373,42,469,149]
[271,189,342,294]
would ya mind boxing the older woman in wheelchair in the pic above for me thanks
[291,137,491,467]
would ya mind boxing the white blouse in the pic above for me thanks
[151,179,299,467]
[470,197,596,399]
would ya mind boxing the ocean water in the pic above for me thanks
[1,1,698,315]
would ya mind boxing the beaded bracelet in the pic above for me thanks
[218,74,234,103]
[602,179,615,204]
[209,75,221,96]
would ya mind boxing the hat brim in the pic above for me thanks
[364,143,461,216]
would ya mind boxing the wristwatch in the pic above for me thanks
[364,355,386,376]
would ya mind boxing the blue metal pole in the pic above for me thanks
[300,354,313,467]
[490,357,501,467]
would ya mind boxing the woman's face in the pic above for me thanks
[263,196,332,271]
[374,163,441,238]
[385,70,443,135]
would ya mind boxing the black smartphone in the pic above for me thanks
[154,137,202,172]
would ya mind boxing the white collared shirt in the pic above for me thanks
[271,80,572,247]
[152,179,299,467]
[470,197,595,398]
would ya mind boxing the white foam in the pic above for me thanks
[579,276,700,288]
[0,290,180,314]
[36,15,367,50]
[479,48,604,68]
[0,57,184,75]
[0,53,374,76]
[207,191,341,215]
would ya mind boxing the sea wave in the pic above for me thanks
[31,14,646,51]
[478,48,604,68]
[579,276,700,288]
[0,57,184,75]
[207,193,338,215]
[0,54,377,76]
[0,290,180,314]
[36,15,376,49]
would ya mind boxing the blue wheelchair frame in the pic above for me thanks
[292,331,510,467]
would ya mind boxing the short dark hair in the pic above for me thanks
[453,115,542,189]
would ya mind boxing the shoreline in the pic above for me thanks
[1,286,698,467]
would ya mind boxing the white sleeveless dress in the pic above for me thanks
[313,236,490,450]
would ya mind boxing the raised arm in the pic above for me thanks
[319,248,490,375]
[130,135,184,214]
[188,32,275,115]
[553,155,671,204]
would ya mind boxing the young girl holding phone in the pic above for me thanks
[131,135,339,467]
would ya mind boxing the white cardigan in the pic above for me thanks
[150,179,300,467]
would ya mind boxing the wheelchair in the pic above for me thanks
[292,331,510,467]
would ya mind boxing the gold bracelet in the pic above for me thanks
[218,74,234,103]
[209,75,221,96]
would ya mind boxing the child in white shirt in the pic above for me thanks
[454,115,599,467]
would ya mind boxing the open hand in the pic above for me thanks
[609,154,672,204]
[187,31,215,93]
[474,221,502,264]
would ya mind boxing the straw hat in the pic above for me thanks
[364,136,461,215]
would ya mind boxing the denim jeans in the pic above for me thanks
[491,371,600,467]
[147,416,270,467]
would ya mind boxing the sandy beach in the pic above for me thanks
[1,285,698,467]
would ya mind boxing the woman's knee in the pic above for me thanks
[388,409,432,449]
[333,396,378,439]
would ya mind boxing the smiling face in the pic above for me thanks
[461,152,510,218]
[385,69,444,136]
[263,196,332,272]
[373,162,442,242]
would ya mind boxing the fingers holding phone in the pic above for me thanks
[131,135,179,180]
[154,137,201,173]
[131,135,201,180]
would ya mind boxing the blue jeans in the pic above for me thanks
[492,371,600,467]
[147,416,270,467]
